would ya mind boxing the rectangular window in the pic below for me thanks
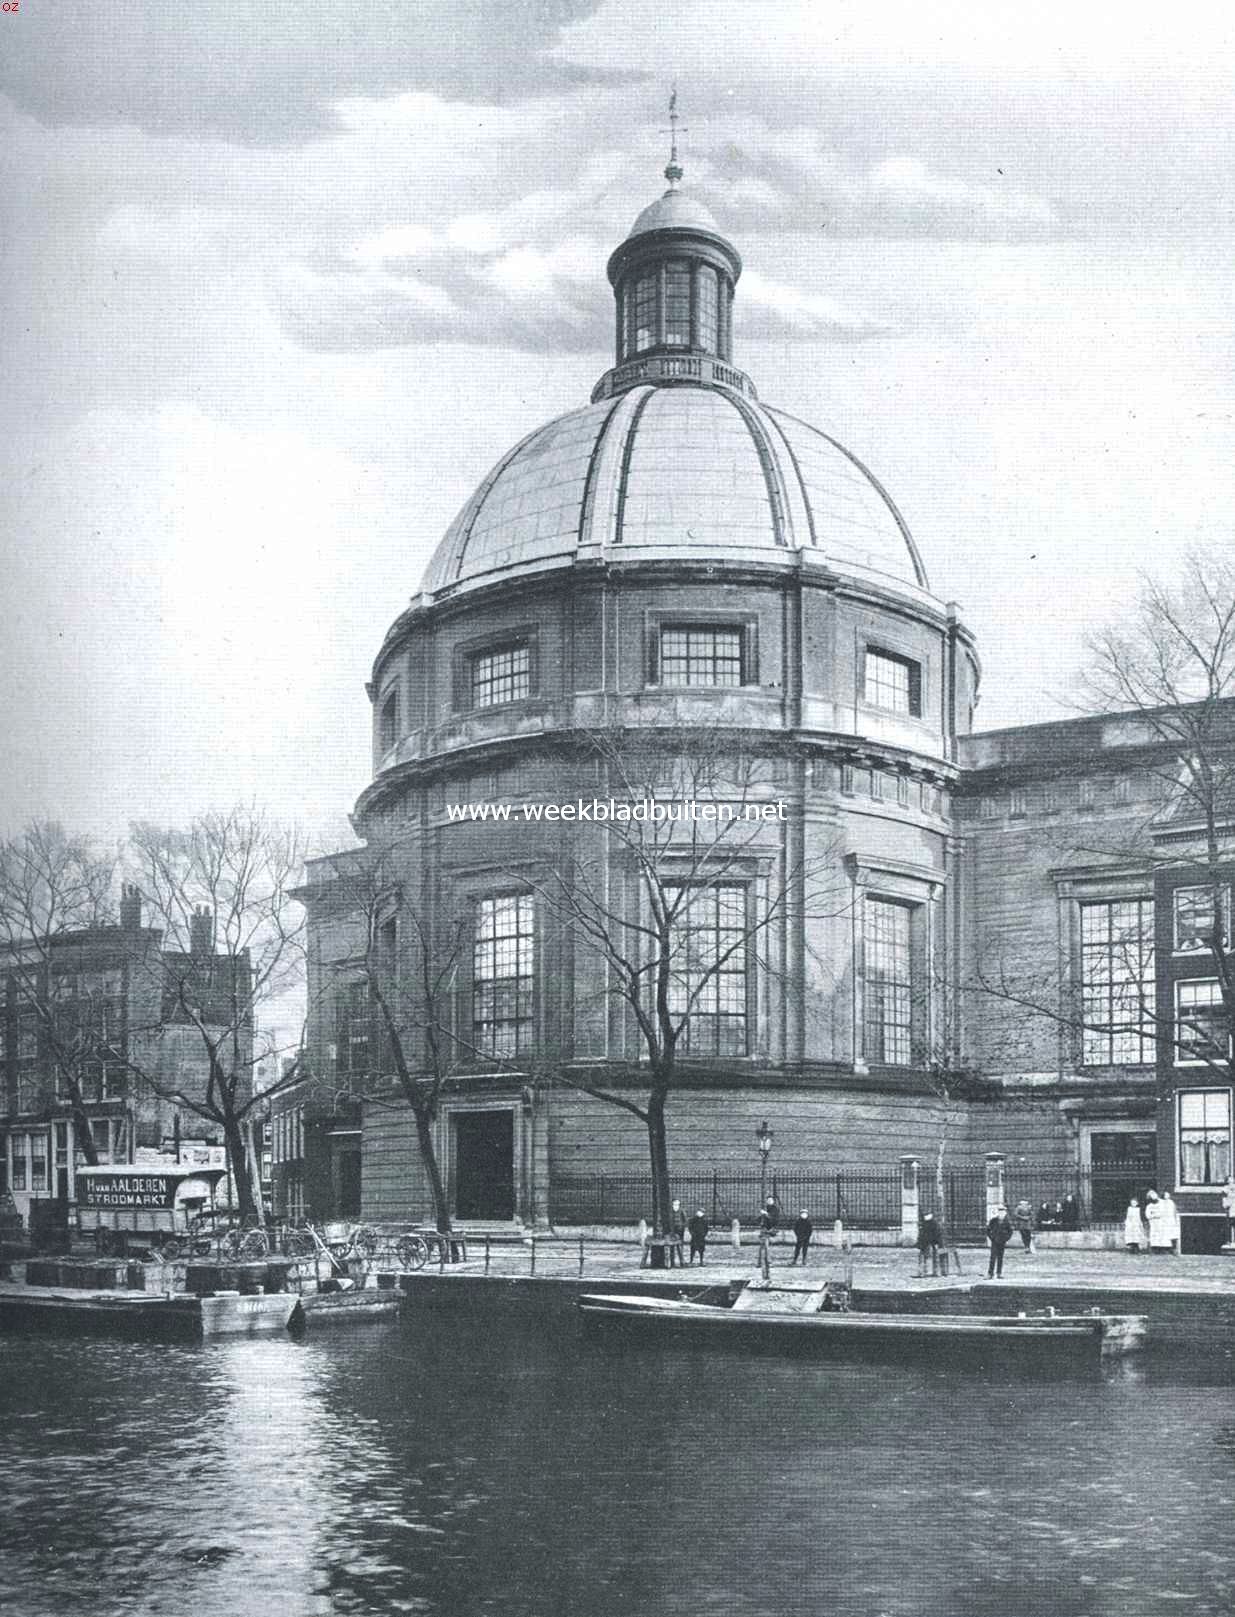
[1079,899,1155,1066]
[1173,885,1230,955]
[666,884,749,1058]
[473,894,535,1057]
[471,642,531,709]
[864,898,914,1066]
[634,272,657,353]
[336,981,372,1082]
[1175,979,1229,1066]
[379,688,399,754]
[10,1133,27,1191]
[658,625,744,687]
[696,266,719,351]
[863,648,922,717]
[664,261,691,346]
[1178,1089,1232,1185]
[15,1019,39,1112]
[30,1130,48,1193]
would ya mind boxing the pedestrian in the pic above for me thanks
[1061,1193,1080,1232]
[687,1208,709,1265]
[916,1211,943,1277]
[1013,1198,1035,1252]
[791,1209,813,1265]
[669,1198,687,1267]
[759,1198,780,1238]
[1123,1195,1146,1253]
[986,1204,1014,1279]
[1145,1190,1170,1254]
[1037,1200,1055,1230]
[1161,1192,1181,1255]
[1051,1200,1066,1230]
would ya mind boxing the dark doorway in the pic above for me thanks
[335,1145,362,1218]
[1090,1131,1158,1220]
[454,1110,515,1220]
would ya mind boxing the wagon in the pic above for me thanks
[76,1165,230,1260]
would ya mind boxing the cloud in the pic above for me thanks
[0,0,633,146]
[739,270,888,341]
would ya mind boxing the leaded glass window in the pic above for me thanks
[864,898,914,1066]
[666,884,748,1057]
[474,894,535,1057]
[1080,899,1155,1065]
[633,272,658,353]
[1178,1089,1232,1184]
[471,643,530,709]
[658,626,744,687]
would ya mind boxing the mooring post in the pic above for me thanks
[438,1236,446,1273]
[578,1234,585,1276]
[484,1234,491,1275]
[530,1234,537,1275]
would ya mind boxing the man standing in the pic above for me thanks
[986,1205,1014,1279]
[916,1212,943,1277]
[687,1208,709,1265]
[791,1209,813,1265]
[669,1198,687,1267]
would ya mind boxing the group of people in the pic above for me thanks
[662,1198,816,1266]
[1032,1195,1082,1231]
[1124,1190,1180,1254]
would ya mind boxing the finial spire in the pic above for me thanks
[662,84,686,189]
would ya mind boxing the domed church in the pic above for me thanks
[291,146,1205,1246]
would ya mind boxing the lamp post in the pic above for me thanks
[756,1119,773,1209]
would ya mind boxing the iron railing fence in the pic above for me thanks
[551,1165,1164,1236]
[549,1167,902,1229]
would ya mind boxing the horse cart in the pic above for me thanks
[76,1165,230,1260]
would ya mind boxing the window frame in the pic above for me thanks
[647,617,756,690]
[1174,978,1231,1068]
[472,892,536,1060]
[663,881,751,1059]
[862,646,923,719]
[378,686,400,755]
[862,895,918,1068]
[1177,1087,1233,1186]
[459,635,537,712]
[1077,896,1156,1068]
[1172,883,1231,956]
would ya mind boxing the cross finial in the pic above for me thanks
[661,84,687,189]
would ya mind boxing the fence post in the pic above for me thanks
[835,1172,842,1223]
[712,1168,719,1224]
[578,1234,585,1276]
[599,1175,605,1226]
[484,1234,491,1275]
[758,1232,770,1279]
[900,1155,920,1246]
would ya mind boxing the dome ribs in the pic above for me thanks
[611,387,657,548]
[725,391,795,549]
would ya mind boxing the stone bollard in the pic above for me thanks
[985,1153,1006,1224]
[731,1218,741,1249]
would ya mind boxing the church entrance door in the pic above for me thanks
[453,1110,515,1220]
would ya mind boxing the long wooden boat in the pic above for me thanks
[0,1282,302,1342]
[578,1282,1147,1361]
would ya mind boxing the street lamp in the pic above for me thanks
[755,1119,773,1208]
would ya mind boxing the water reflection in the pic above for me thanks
[2,1312,1235,1617]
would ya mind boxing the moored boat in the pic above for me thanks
[578,1280,1146,1362]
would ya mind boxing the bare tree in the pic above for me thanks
[124,808,308,1221]
[531,725,844,1241]
[0,822,119,1166]
[325,842,470,1236]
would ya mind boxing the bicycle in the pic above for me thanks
[280,1221,430,1272]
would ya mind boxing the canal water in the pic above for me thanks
[3,1308,1235,1617]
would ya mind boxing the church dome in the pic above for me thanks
[422,383,927,598]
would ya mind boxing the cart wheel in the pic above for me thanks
[159,1237,183,1262]
[239,1228,270,1260]
[352,1226,379,1260]
[396,1235,429,1271]
[219,1230,244,1261]
[282,1229,316,1260]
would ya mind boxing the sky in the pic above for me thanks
[2,0,1234,859]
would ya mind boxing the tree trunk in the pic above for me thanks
[647,1085,671,1236]
[221,1109,259,1222]
[66,1089,99,1166]
[412,1105,452,1234]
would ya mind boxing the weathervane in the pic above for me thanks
[661,85,687,189]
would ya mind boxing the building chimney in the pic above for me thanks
[119,884,143,930]
[189,906,214,958]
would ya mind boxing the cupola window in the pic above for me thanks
[379,688,399,753]
[633,272,658,354]
[664,261,691,346]
[696,266,719,351]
